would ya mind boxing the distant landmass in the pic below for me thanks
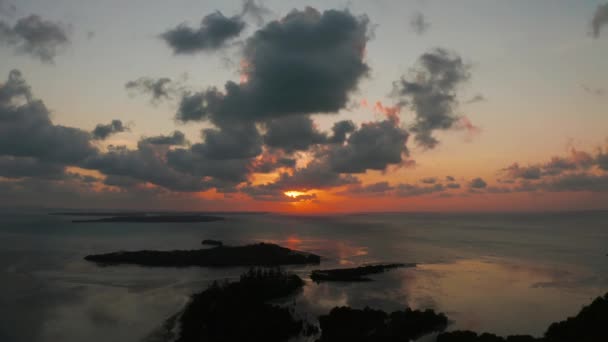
[85,242,321,267]
[69,215,225,223]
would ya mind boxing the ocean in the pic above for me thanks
[1,210,607,342]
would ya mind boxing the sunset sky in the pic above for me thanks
[1,0,607,212]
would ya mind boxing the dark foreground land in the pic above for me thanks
[84,242,321,267]
[311,263,414,282]
[71,214,224,223]
[170,268,449,342]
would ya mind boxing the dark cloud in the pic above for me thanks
[465,94,486,104]
[250,151,296,173]
[591,3,608,38]
[394,48,471,148]
[125,77,180,102]
[244,158,360,201]
[581,84,604,96]
[0,14,69,62]
[263,116,327,153]
[502,163,542,180]
[328,120,356,144]
[241,0,272,26]
[327,120,409,173]
[176,7,370,124]
[141,131,187,146]
[396,183,444,197]
[446,182,461,189]
[410,12,430,35]
[0,156,64,179]
[199,122,262,160]
[0,70,97,164]
[338,181,394,197]
[544,173,608,192]
[420,177,437,184]
[446,175,455,181]
[92,120,128,140]
[597,150,608,171]
[82,144,209,192]
[0,0,16,18]
[161,11,245,54]
[469,177,487,189]
[166,147,252,188]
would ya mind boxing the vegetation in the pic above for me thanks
[177,268,307,342]
[317,306,448,342]
[85,242,321,267]
[310,263,414,282]
[437,293,608,342]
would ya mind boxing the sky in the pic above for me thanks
[0,0,607,213]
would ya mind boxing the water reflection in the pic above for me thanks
[1,211,608,341]
[297,257,605,337]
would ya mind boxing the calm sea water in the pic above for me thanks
[1,210,607,341]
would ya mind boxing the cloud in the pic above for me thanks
[469,177,487,189]
[410,12,430,35]
[446,182,461,189]
[175,7,370,124]
[328,120,356,144]
[446,175,455,181]
[198,122,262,160]
[502,163,542,180]
[420,177,437,184]
[125,77,181,102]
[263,116,327,153]
[394,48,471,148]
[396,183,444,197]
[241,0,272,26]
[244,159,360,200]
[327,120,409,173]
[161,11,245,54]
[581,84,605,96]
[0,156,64,179]
[340,181,394,196]
[92,120,128,140]
[465,94,486,104]
[141,131,187,146]
[0,14,70,62]
[591,3,608,38]
[0,0,16,18]
[0,70,97,164]
[82,144,210,192]
[544,173,608,192]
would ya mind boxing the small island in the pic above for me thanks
[71,214,224,223]
[84,242,321,267]
[310,263,414,282]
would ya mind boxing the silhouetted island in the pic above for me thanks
[317,306,448,342]
[84,242,321,267]
[71,215,224,223]
[310,263,413,282]
[437,293,608,342]
[176,268,312,342]
[202,239,223,247]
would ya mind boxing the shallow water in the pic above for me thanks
[1,210,607,341]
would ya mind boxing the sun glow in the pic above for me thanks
[284,191,306,198]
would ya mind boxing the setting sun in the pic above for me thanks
[284,191,306,198]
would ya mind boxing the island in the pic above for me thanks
[175,268,314,342]
[84,242,321,267]
[310,263,414,282]
[71,214,224,223]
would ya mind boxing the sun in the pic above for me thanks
[284,191,306,198]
